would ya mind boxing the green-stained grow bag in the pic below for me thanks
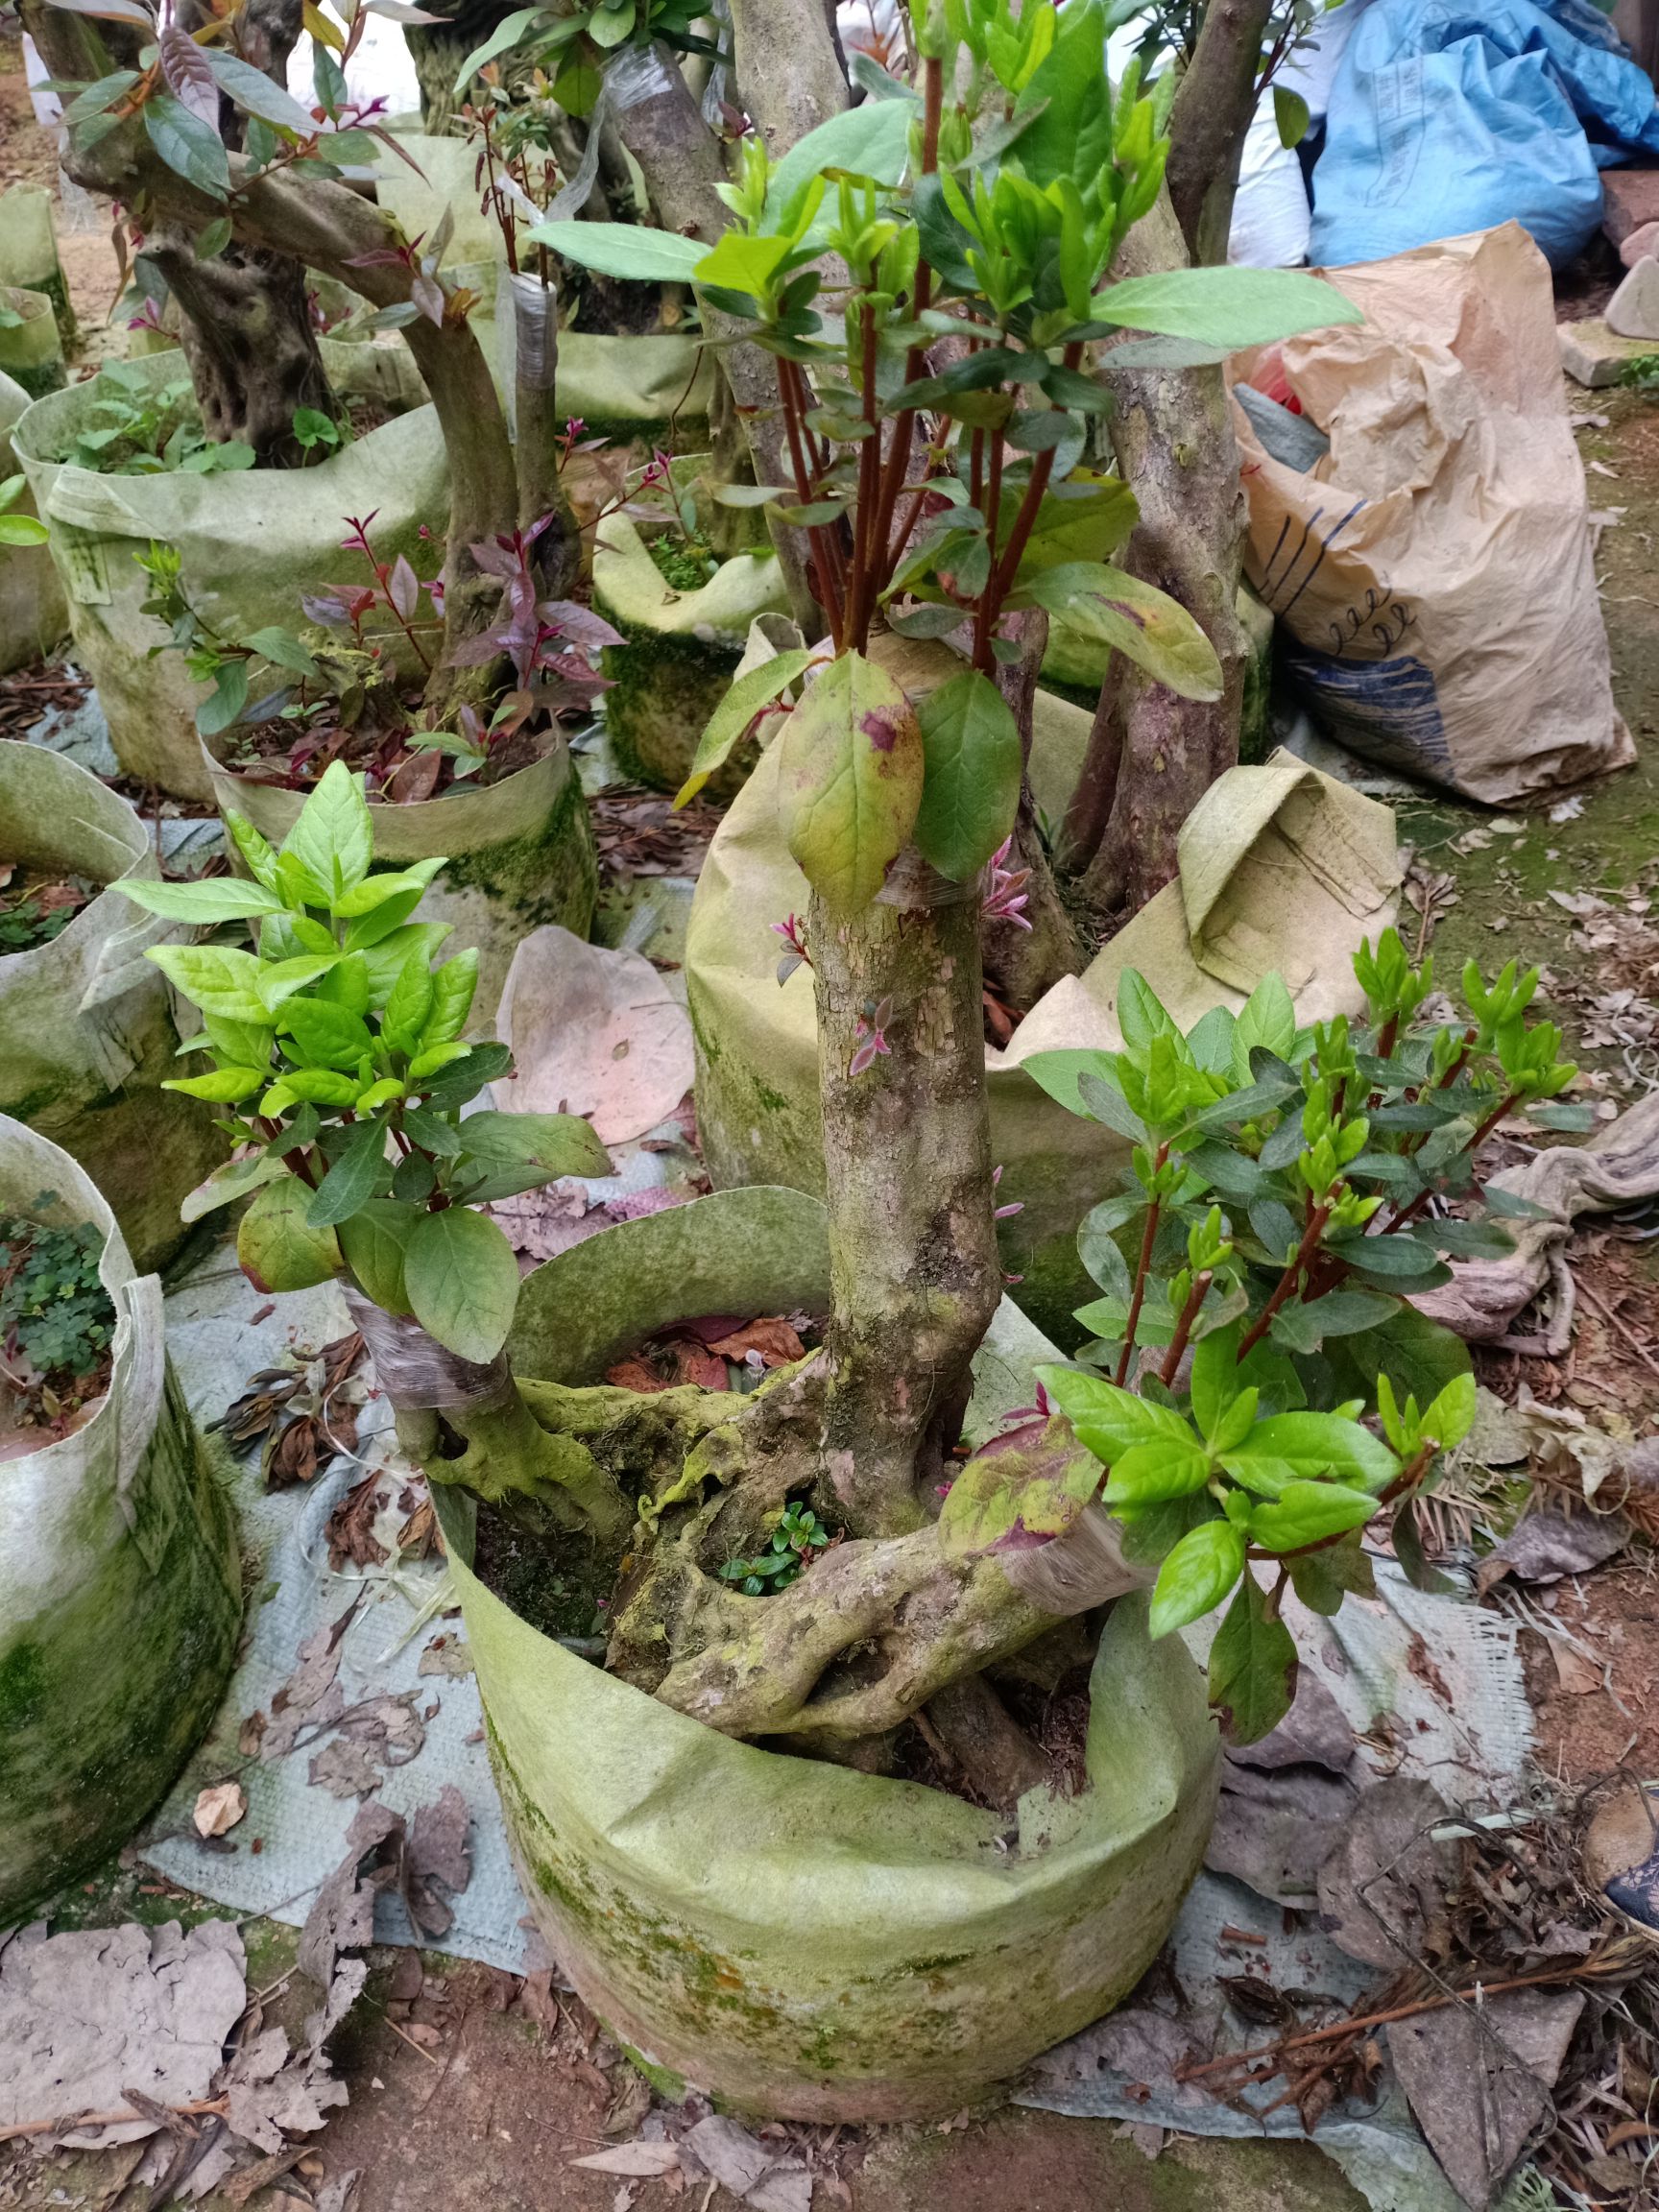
[0,367,66,674]
[0,1117,241,1923]
[202,733,597,1028]
[11,342,442,799]
[429,1186,1217,2122]
[0,744,224,1273]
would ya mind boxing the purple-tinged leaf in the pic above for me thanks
[410,269,445,325]
[346,247,410,269]
[301,589,353,627]
[467,538,522,580]
[159,25,220,126]
[539,600,625,653]
[43,0,155,24]
[388,553,421,620]
[445,631,506,668]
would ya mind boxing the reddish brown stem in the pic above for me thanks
[1159,1269,1213,1386]
[1115,1145,1168,1387]
[1237,1198,1334,1359]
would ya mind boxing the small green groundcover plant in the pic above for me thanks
[54,360,260,477]
[941,933,1586,1740]
[114,761,608,1357]
[1,1205,117,1421]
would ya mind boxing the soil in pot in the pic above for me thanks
[0,1208,114,1455]
[0,862,95,953]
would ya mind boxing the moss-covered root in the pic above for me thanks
[348,1294,636,1544]
[810,862,1004,1542]
[644,1527,1057,1741]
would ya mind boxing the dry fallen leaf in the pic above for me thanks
[194,1781,248,1838]
[706,1317,806,1367]
[1545,1636,1602,1695]
[570,2144,683,2176]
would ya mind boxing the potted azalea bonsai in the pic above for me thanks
[113,1,1587,2120]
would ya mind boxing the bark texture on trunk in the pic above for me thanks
[1067,189,1250,916]
[1165,0,1275,267]
[810,858,1003,1542]
[148,236,336,468]
[727,0,848,160]
[607,37,837,626]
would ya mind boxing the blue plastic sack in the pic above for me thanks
[1310,0,1659,270]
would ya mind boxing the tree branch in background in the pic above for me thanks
[1165,0,1275,266]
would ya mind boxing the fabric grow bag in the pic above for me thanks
[687,742,1400,1347]
[592,457,792,793]
[11,341,442,800]
[0,287,65,402]
[0,1116,242,1923]
[0,367,66,675]
[0,745,224,1273]
[428,1186,1217,2122]
[203,734,597,1029]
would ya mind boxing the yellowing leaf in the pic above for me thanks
[777,652,924,915]
[237,1174,341,1293]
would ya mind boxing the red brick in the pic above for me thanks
[1602,167,1659,247]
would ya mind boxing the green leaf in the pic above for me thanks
[1118,968,1178,1051]
[522,219,706,284]
[1149,1519,1246,1638]
[1039,1364,1194,1462]
[1267,1289,1397,1353]
[451,3,546,87]
[143,92,229,201]
[243,624,322,681]
[163,1065,266,1102]
[224,809,283,895]
[306,1117,390,1228]
[909,669,1022,883]
[279,759,373,907]
[778,652,925,916]
[1190,1324,1246,1441]
[693,228,793,297]
[237,1173,341,1292]
[1250,1479,1379,1552]
[765,98,913,223]
[675,649,819,806]
[1013,0,1116,193]
[276,1068,358,1106]
[1022,1049,1145,1138]
[282,996,374,1070]
[1021,562,1223,701]
[383,950,435,1055]
[1393,1499,1455,1596]
[1231,974,1296,1081]
[423,949,478,1047]
[256,954,339,1013]
[180,1150,288,1223]
[1222,1410,1398,1495]
[331,859,445,918]
[1209,1574,1299,1743]
[403,1206,520,1362]
[420,1039,508,1109]
[1421,1371,1477,1453]
[1288,1533,1376,1615]
[1273,84,1310,149]
[149,942,269,1022]
[204,45,322,133]
[457,1110,611,1201]
[116,875,286,924]
[197,659,249,737]
[344,889,425,953]
[337,1197,420,1315]
[1102,1437,1212,1506]
[1093,266,1362,350]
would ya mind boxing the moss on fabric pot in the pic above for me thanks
[0,368,67,674]
[0,288,66,402]
[202,734,597,1027]
[592,457,791,793]
[11,341,442,799]
[687,740,1400,1347]
[428,1187,1217,2122]
[0,1117,242,1923]
[0,745,225,1273]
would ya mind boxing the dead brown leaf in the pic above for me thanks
[705,1318,806,1368]
[193,1782,248,1839]
[605,1358,672,1394]
[325,1475,389,1572]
